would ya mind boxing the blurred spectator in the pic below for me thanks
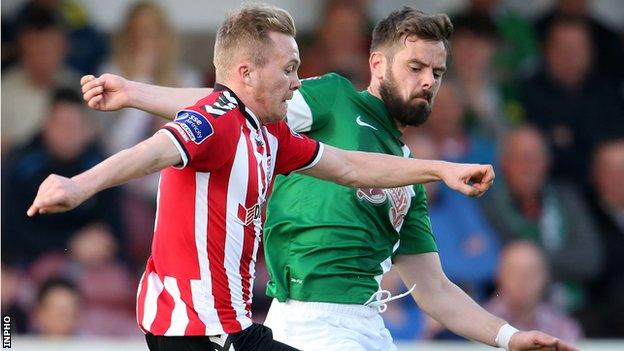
[97,1,200,267]
[579,139,624,337]
[31,277,82,336]
[447,14,509,138]
[419,80,497,167]
[1,88,124,267]
[298,0,370,88]
[535,0,624,83]
[379,267,424,341]
[403,131,499,301]
[520,16,624,186]
[485,241,583,342]
[1,6,81,151]
[28,223,138,337]
[1,261,34,334]
[480,125,603,311]
[456,0,538,82]
[2,0,109,74]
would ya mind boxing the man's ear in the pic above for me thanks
[369,51,387,81]
[236,62,254,87]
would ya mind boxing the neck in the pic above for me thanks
[218,79,267,125]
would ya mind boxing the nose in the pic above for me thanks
[421,68,435,90]
[291,74,301,91]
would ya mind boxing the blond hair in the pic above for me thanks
[214,4,296,80]
[114,1,179,86]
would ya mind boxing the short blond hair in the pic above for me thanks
[214,4,296,80]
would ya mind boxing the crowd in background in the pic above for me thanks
[2,0,623,341]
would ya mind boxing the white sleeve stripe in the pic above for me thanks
[293,142,325,173]
[286,90,313,133]
[158,129,189,169]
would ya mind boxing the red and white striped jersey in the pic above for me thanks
[136,84,324,336]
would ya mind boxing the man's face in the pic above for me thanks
[252,32,301,123]
[502,131,550,198]
[545,23,592,87]
[19,28,67,83]
[380,37,447,128]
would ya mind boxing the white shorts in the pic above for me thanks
[264,298,396,351]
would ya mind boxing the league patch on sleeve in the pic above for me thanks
[173,110,214,144]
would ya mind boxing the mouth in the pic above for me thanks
[413,97,430,104]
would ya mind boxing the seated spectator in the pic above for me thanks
[28,223,138,337]
[480,125,603,311]
[1,260,34,334]
[30,277,82,337]
[447,14,509,138]
[535,0,624,82]
[4,0,109,75]
[580,139,624,337]
[419,80,497,167]
[1,88,124,267]
[521,16,624,186]
[485,241,583,342]
[1,6,80,152]
[455,0,538,82]
[298,0,370,88]
[403,132,499,301]
[97,1,201,268]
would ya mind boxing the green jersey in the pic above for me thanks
[264,73,437,304]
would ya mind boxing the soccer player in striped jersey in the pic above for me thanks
[27,4,497,351]
[78,6,576,351]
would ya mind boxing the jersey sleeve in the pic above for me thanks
[272,121,324,175]
[286,73,352,133]
[158,104,239,172]
[393,184,438,258]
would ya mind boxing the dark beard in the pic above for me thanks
[379,79,432,127]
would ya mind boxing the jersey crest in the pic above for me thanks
[356,186,412,230]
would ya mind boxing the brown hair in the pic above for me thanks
[214,4,296,80]
[371,7,453,58]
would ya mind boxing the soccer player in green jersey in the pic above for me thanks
[80,6,576,351]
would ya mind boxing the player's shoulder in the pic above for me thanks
[170,89,243,145]
[301,72,355,92]
[194,88,242,119]
[266,120,305,140]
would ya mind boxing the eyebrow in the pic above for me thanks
[408,58,447,73]
[286,58,300,67]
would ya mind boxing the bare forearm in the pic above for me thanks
[343,151,446,188]
[128,81,210,119]
[73,135,178,198]
[415,278,505,346]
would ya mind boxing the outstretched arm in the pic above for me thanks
[301,145,495,197]
[81,74,210,119]
[27,132,181,216]
[394,253,578,351]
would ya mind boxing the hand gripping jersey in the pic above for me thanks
[136,84,323,336]
[264,73,437,305]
